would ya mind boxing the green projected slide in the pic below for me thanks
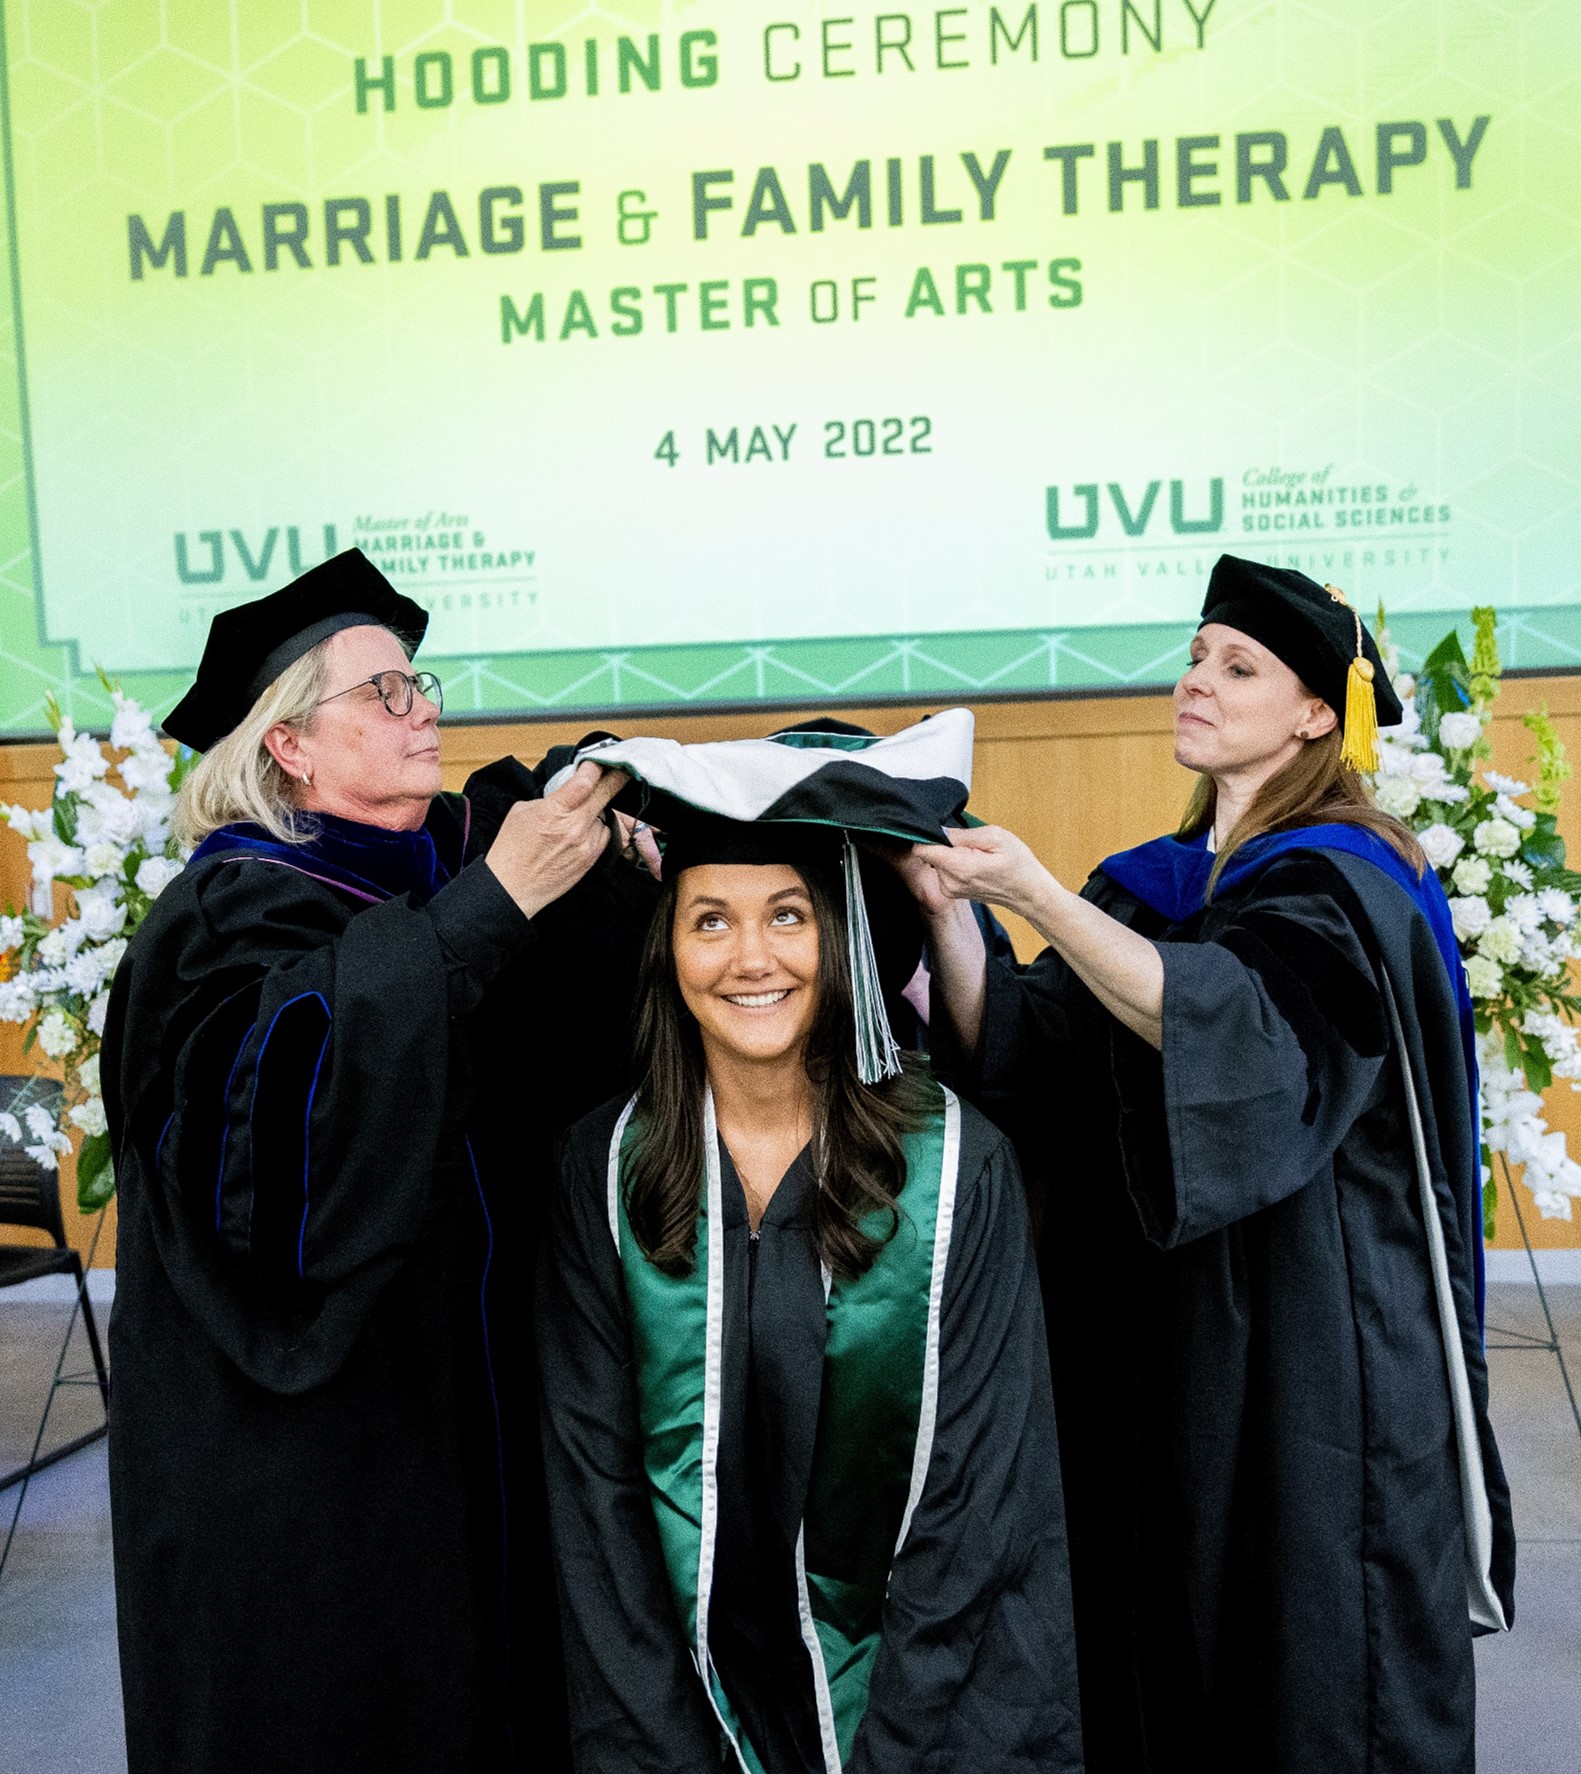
[0,1,1577,734]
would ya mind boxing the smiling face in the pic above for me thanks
[1174,622,1336,783]
[265,624,442,831]
[671,862,821,1070]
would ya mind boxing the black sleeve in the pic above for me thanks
[534,1118,723,1773]
[111,856,532,1391]
[851,1120,1083,1773]
[1117,854,1391,1247]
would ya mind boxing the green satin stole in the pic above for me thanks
[606,1081,962,1774]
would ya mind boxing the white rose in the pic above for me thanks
[1463,954,1504,1000]
[1416,823,1465,870]
[1373,775,1422,819]
[1408,749,1449,786]
[37,928,68,966]
[78,1052,101,1094]
[69,1096,108,1137]
[1478,919,1523,966]
[82,840,124,879]
[135,855,183,898]
[37,1009,77,1058]
[1452,857,1492,895]
[1438,712,1483,750]
[87,989,111,1036]
[1472,817,1521,858]
[0,913,23,949]
[1449,895,1492,942]
[75,883,126,942]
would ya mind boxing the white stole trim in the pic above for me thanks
[893,1085,962,1558]
[1380,974,1507,1632]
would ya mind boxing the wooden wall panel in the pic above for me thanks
[6,678,1581,1263]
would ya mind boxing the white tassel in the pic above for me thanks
[843,835,902,1085]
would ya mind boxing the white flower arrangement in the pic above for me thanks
[0,686,190,1209]
[1373,608,1581,1227]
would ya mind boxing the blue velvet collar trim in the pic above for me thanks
[190,803,465,905]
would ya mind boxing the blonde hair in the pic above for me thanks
[1180,726,1425,897]
[175,642,334,846]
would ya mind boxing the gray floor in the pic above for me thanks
[1,1285,1578,1771]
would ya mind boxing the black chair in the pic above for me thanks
[0,1075,112,1578]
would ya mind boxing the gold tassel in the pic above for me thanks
[1341,655,1380,773]
[1326,581,1380,774]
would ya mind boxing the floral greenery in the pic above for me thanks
[0,684,189,1210]
[1374,608,1581,1232]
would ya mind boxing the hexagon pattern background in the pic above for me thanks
[0,0,1575,734]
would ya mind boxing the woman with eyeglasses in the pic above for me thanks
[100,548,645,1774]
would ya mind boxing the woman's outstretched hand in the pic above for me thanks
[911,825,1052,920]
[485,762,626,920]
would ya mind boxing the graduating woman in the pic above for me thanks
[906,557,1515,1774]
[102,549,644,1773]
[535,716,1083,1773]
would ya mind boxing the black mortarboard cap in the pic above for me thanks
[1199,556,1402,766]
[163,548,428,751]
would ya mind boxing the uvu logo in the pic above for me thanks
[1046,479,1224,540]
[175,524,339,584]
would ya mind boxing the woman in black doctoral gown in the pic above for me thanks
[535,755,1083,1773]
[907,557,1515,1774]
[102,550,652,1774]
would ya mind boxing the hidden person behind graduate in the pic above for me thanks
[100,548,651,1774]
[906,555,1515,1773]
[534,714,1084,1772]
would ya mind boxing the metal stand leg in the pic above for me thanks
[0,1209,110,1583]
[1484,1156,1581,1446]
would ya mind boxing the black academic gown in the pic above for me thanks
[536,1095,1083,1774]
[102,780,656,1774]
[948,847,1515,1774]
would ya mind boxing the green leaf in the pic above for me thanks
[1415,628,1472,746]
[1521,1039,1554,1094]
[76,1131,115,1212]
[1521,812,1567,873]
[1482,1173,1497,1243]
[1503,1023,1524,1073]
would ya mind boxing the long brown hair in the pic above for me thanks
[624,862,935,1278]
[1179,726,1425,894]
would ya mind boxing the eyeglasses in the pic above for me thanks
[316,670,444,718]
